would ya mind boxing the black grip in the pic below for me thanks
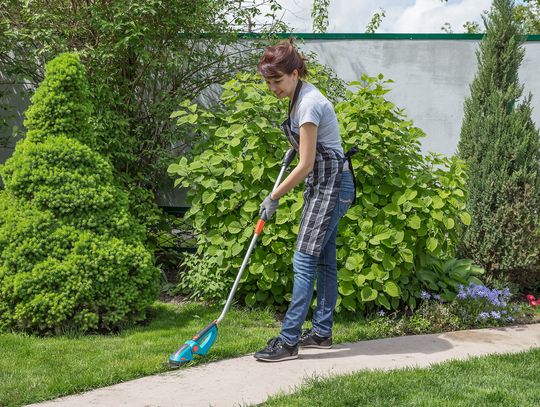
[193,321,217,340]
[345,146,359,158]
[282,148,297,168]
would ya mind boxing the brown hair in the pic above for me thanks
[257,38,308,79]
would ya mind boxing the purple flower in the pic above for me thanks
[478,312,489,320]
[490,311,501,319]
[379,310,386,316]
[433,294,441,301]
[421,291,431,300]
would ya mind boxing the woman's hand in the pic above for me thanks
[259,194,280,220]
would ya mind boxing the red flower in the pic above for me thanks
[526,294,536,302]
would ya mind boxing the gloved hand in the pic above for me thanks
[259,193,280,220]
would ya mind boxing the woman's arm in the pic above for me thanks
[270,122,317,200]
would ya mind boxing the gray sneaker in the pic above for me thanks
[299,328,332,349]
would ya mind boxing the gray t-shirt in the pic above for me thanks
[290,81,344,155]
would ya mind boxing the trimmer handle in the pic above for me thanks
[282,148,297,168]
[259,148,297,222]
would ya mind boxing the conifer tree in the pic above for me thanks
[458,0,540,290]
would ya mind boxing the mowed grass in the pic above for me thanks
[0,302,276,406]
[1,300,538,407]
[261,348,540,407]
[0,301,384,407]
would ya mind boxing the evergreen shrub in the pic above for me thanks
[0,53,160,335]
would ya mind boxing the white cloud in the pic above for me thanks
[265,0,492,33]
[392,0,492,33]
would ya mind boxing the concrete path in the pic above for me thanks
[30,324,540,407]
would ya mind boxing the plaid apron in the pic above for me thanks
[280,81,345,257]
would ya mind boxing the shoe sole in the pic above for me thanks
[300,344,332,349]
[255,354,299,362]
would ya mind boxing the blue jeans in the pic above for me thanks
[279,170,355,346]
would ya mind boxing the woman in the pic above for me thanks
[254,39,356,362]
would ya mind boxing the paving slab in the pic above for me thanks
[29,323,540,407]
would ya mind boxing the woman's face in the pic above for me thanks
[264,70,299,100]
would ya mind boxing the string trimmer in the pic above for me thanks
[167,148,297,368]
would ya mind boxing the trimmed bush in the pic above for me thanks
[0,53,160,335]
[168,70,477,313]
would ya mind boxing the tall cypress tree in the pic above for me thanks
[458,0,540,290]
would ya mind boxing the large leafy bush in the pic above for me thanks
[168,71,476,312]
[0,53,160,335]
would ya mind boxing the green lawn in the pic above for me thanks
[1,300,537,407]
[0,301,388,407]
[261,348,540,407]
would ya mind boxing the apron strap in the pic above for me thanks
[345,146,359,206]
[288,80,303,122]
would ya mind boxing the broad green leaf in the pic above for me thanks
[431,196,444,209]
[251,166,263,181]
[243,200,258,212]
[399,248,414,263]
[368,247,385,261]
[443,218,455,229]
[222,180,234,190]
[263,268,276,282]
[382,254,396,271]
[202,191,216,204]
[407,215,421,229]
[383,203,399,215]
[227,221,242,234]
[338,268,354,281]
[275,208,291,225]
[354,274,366,286]
[341,294,356,311]
[345,255,363,271]
[250,263,264,275]
[460,212,472,225]
[427,237,438,252]
[383,281,400,297]
[377,294,391,309]
[255,290,268,302]
[360,220,373,234]
[392,231,404,244]
[431,210,443,221]
[339,281,355,296]
[360,286,378,302]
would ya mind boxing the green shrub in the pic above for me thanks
[168,71,473,313]
[0,53,159,335]
[457,0,540,291]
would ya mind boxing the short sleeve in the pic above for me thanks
[296,97,323,128]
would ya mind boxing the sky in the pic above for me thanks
[265,0,517,33]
